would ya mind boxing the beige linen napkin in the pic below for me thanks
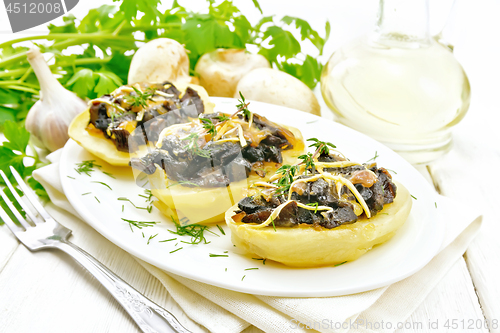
[34,150,482,333]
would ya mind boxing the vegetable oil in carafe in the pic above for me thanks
[321,0,470,164]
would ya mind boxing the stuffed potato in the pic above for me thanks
[225,144,412,267]
[129,108,305,225]
[68,81,213,166]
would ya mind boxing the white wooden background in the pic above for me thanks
[1,0,499,332]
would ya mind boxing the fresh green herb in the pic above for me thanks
[307,138,336,156]
[306,202,319,213]
[122,218,158,232]
[159,238,177,242]
[170,247,183,254]
[209,253,229,257]
[75,160,102,176]
[244,268,259,271]
[225,268,227,272]
[118,196,152,212]
[271,216,276,232]
[252,258,264,261]
[334,261,347,267]
[94,196,100,203]
[200,117,217,137]
[385,168,397,174]
[224,251,228,253]
[103,171,116,179]
[241,275,246,281]
[435,202,437,208]
[142,232,145,238]
[216,224,226,235]
[91,181,112,190]
[168,216,213,244]
[298,152,315,173]
[236,92,252,121]
[0,0,328,132]
[125,86,154,108]
[181,133,211,158]
[67,176,75,179]
[166,180,200,188]
[147,233,158,244]
[306,120,319,124]
[275,164,299,195]
[263,259,266,265]
[122,204,124,212]
[215,115,230,122]
[411,195,417,200]
[366,151,379,162]
[81,192,91,196]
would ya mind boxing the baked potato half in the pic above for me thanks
[68,82,213,166]
[225,181,411,267]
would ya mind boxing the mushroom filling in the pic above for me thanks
[233,151,397,229]
[87,81,204,152]
[129,112,299,188]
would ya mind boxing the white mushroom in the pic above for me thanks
[128,38,195,85]
[195,49,270,97]
[234,68,321,116]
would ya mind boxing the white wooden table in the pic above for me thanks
[1,1,499,332]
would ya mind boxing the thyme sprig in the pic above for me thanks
[125,87,154,108]
[235,91,252,122]
[200,117,217,137]
[273,138,337,196]
[181,133,211,158]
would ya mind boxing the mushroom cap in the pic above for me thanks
[235,68,321,116]
[195,49,270,97]
[128,38,191,85]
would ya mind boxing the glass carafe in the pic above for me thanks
[321,0,470,164]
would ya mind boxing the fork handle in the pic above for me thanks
[53,240,192,333]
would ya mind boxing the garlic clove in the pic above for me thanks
[26,46,87,152]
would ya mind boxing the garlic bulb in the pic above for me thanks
[25,47,87,152]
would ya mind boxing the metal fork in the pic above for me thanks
[0,166,191,333]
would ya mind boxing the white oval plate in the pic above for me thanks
[60,97,444,297]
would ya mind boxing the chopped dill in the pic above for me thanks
[142,232,145,238]
[168,216,215,244]
[225,268,227,272]
[170,247,183,254]
[81,192,91,196]
[181,133,211,158]
[244,268,259,271]
[209,253,229,257]
[411,195,418,200]
[366,151,379,162]
[263,259,266,265]
[385,168,397,174]
[147,233,158,245]
[252,258,264,261]
[67,176,75,179]
[103,171,116,179]
[94,196,100,203]
[306,119,319,124]
[75,160,101,176]
[334,261,347,267]
[159,238,177,242]
[271,216,276,232]
[91,181,112,190]
[122,205,124,212]
[216,224,226,235]
[435,202,437,208]
[241,275,246,281]
[122,218,158,232]
[166,180,200,188]
[306,202,319,213]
